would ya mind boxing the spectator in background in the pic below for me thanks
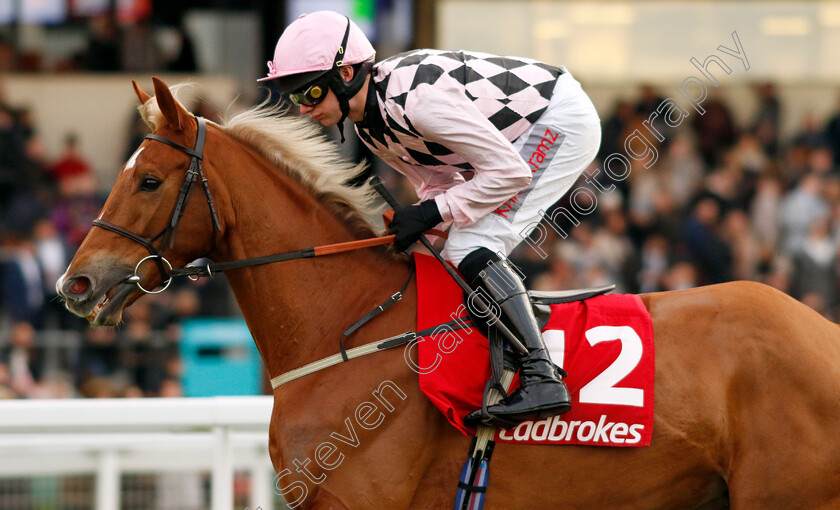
[730,131,769,177]
[749,172,783,246]
[647,187,683,247]
[634,84,674,149]
[1,234,46,327]
[599,99,634,161]
[722,209,763,281]
[661,135,705,209]
[790,217,837,311]
[0,98,36,202]
[626,161,661,233]
[635,84,666,116]
[0,362,15,399]
[0,34,15,71]
[692,91,737,168]
[592,208,634,292]
[783,138,813,185]
[166,27,198,72]
[121,20,162,72]
[48,133,92,187]
[809,145,836,176]
[792,112,827,149]
[555,222,607,281]
[704,159,741,207]
[16,107,49,175]
[779,172,829,253]
[682,194,733,284]
[120,302,170,396]
[752,82,781,156]
[532,257,577,292]
[0,102,51,240]
[76,327,119,388]
[661,261,699,291]
[51,172,102,250]
[824,93,840,166]
[4,322,43,398]
[33,218,76,329]
[633,233,670,293]
[159,286,201,338]
[84,16,121,71]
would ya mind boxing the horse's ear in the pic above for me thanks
[151,76,190,131]
[132,80,151,104]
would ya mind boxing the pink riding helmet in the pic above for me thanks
[258,11,375,84]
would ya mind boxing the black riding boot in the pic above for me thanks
[459,248,571,424]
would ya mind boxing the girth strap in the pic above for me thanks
[270,317,474,389]
[339,257,415,361]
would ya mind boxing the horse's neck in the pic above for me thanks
[212,149,412,379]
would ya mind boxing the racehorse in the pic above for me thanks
[57,77,840,509]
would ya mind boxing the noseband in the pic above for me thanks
[92,116,221,293]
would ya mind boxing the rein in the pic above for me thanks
[167,233,398,280]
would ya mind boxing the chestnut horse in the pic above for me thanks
[57,78,840,509]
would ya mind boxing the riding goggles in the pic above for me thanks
[288,78,330,107]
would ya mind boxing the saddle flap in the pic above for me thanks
[528,285,615,305]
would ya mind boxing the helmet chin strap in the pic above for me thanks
[330,60,373,143]
[326,17,373,143]
[331,72,352,143]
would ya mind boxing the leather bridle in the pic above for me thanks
[91,116,221,293]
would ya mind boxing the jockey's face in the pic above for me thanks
[299,87,342,126]
[297,66,367,125]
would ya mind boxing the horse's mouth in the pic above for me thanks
[69,281,137,327]
[91,282,137,326]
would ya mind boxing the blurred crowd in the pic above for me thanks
[0,16,196,74]
[505,83,840,320]
[2,80,840,401]
[0,88,232,400]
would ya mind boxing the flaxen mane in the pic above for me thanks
[138,92,382,241]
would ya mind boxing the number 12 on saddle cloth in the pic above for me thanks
[412,253,655,447]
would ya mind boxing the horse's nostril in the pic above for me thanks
[69,277,90,295]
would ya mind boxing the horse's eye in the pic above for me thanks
[138,177,161,192]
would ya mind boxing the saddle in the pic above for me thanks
[463,285,616,340]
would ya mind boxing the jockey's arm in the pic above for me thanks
[407,82,532,227]
[375,150,468,202]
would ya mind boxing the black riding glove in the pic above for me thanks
[387,200,443,252]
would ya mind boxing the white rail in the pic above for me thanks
[0,397,278,510]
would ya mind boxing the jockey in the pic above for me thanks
[260,11,601,424]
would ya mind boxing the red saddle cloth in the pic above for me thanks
[413,253,654,447]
